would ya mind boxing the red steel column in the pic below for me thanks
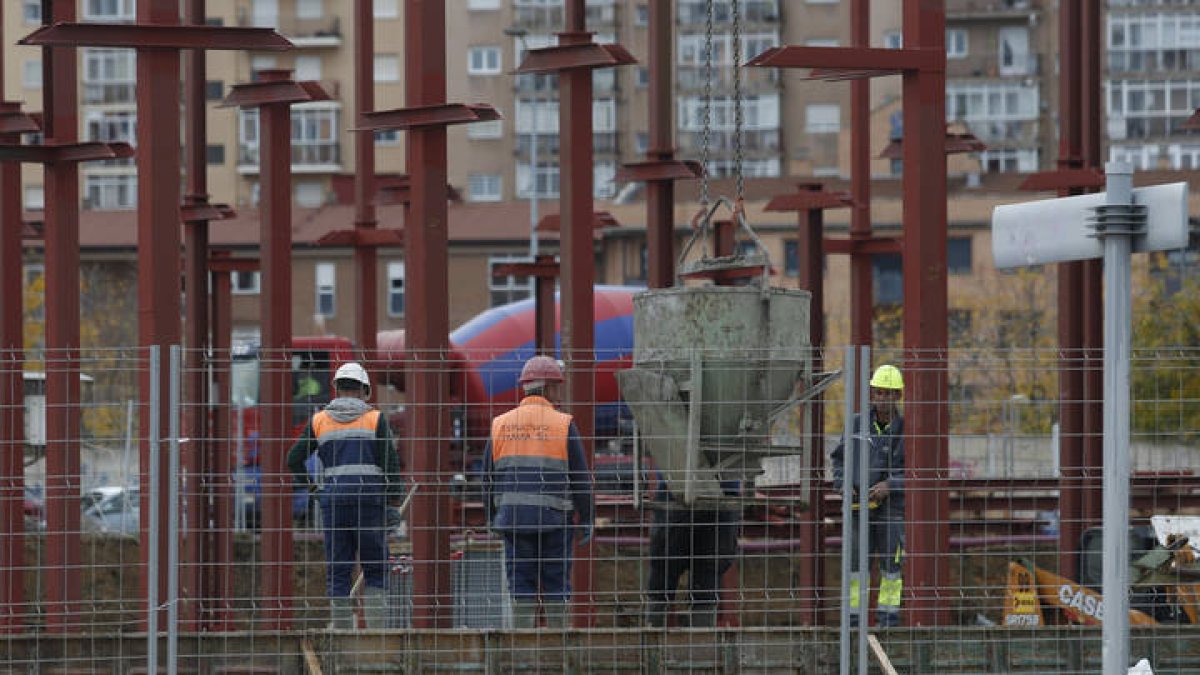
[181,0,209,630]
[561,0,596,627]
[0,103,31,633]
[849,0,873,347]
[405,0,453,628]
[207,263,234,629]
[900,0,949,628]
[1079,0,1104,529]
[799,186,826,626]
[137,0,184,632]
[42,0,83,633]
[257,74,296,629]
[1055,0,1086,582]
[354,0,379,356]
[646,0,675,288]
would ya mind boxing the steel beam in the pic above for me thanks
[405,0,454,629]
[901,0,950,628]
[41,0,82,633]
[20,23,291,51]
[0,103,34,633]
[492,256,559,355]
[559,19,599,627]
[849,0,873,350]
[355,0,379,358]
[746,46,941,73]
[208,258,234,630]
[644,0,685,288]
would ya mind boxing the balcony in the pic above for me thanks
[82,82,136,105]
[947,0,1036,20]
[677,0,779,26]
[676,67,779,92]
[947,54,1041,79]
[516,131,619,156]
[239,142,341,173]
[951,119,1039,145]
[513,1,618,30]
[678,129,781,155]
[237,11,341,48]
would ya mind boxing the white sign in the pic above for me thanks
[991,182,1189,269]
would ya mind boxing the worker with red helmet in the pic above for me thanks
[287,362,402,629]
[482,355,595,628]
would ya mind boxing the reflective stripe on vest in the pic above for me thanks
[325,463,383,478]
[490,396,572,465]
[312,409,381,438]
[495,492,574,511]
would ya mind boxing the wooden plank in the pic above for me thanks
[868,634,899,675]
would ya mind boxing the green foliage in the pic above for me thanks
[1131,255,1200,441]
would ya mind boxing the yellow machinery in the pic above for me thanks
[1004,525,1200,627]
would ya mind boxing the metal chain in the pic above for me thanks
[732,0,745,203]
[700,0,715,208]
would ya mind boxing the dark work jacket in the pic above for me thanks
[831,411,905,517]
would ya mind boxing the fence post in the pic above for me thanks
[168,345,182,675]
[838,345,857,675]
[147,345,160,674]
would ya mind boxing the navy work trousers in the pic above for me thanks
[502,528,574,602]
[320,492,388,597]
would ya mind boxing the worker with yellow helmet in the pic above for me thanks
[831,364,905,628]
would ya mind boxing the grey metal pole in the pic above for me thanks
[856,348,871,675]
[838,346,857,675]
[1098,161,1137,675]
[147,345,160,674]
[167,346,181,675]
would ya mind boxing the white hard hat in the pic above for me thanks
[334,362,370,390]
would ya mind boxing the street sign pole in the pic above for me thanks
[1094,162,1142,675]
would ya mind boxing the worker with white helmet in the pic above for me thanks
[831,363,906,628]
[287,361,401,629]
[482,355,594,628]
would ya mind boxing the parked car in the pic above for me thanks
[81,486,139,536]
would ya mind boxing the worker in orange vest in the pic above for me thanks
[482,356,594,628]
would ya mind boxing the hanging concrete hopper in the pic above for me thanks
[617,284,828,508]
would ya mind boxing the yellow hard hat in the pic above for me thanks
[870,364,904,391]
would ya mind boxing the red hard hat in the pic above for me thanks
[518,355,564,384]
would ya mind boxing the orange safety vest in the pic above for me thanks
[489,396,575,513]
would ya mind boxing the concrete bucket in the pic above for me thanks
[617,223,834,508]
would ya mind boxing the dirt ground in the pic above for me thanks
[20,535,1059,631]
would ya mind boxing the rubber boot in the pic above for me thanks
[329,597,355,630]
[361,587,389,630]
[512,600,539,629]
[543,601,570,629]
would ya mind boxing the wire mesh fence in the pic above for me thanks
[2,344,1200,673]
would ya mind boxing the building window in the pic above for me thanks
[979,148,1039,173]
[883,31,902,49]
[997,26,1030,75]
[873,253,903,306]
[678,32,780,66]
[784,241,799,277]
[294,55,322,81]
[23,1,40,23]
[805,104,840,134]
[387,262,405,316]
[375,129,400,146]
[374,55,400,83]
[467,119,503,139]
[636,5,649,25]
[239,105,340,168]
[946,29,968,59]
[82,48,136,104]
[84,174,137,210]
[251,0,278,27]
[678,94,780,131]
[375,0,399,18]
[468,47,502,76]
[83,0,135,21]
[517,163,560,199]
[806,39,840,48]
[297,0,323,20]
[635,132,649,154]
[945,82,1038,143]
[295,182,324,208]
[22,60,41,89]
[232,271,260,295]
[251,55,278,76]
[595,161,617,199]
[24,186,44,211]
[206,144,226,165]
[948,237,972,275]
[315,262,336,318]
[636,67,650,88]
[468,174,503,202]
[468,0,501,8]
[205,80,224,100]
[489,256,533,307]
